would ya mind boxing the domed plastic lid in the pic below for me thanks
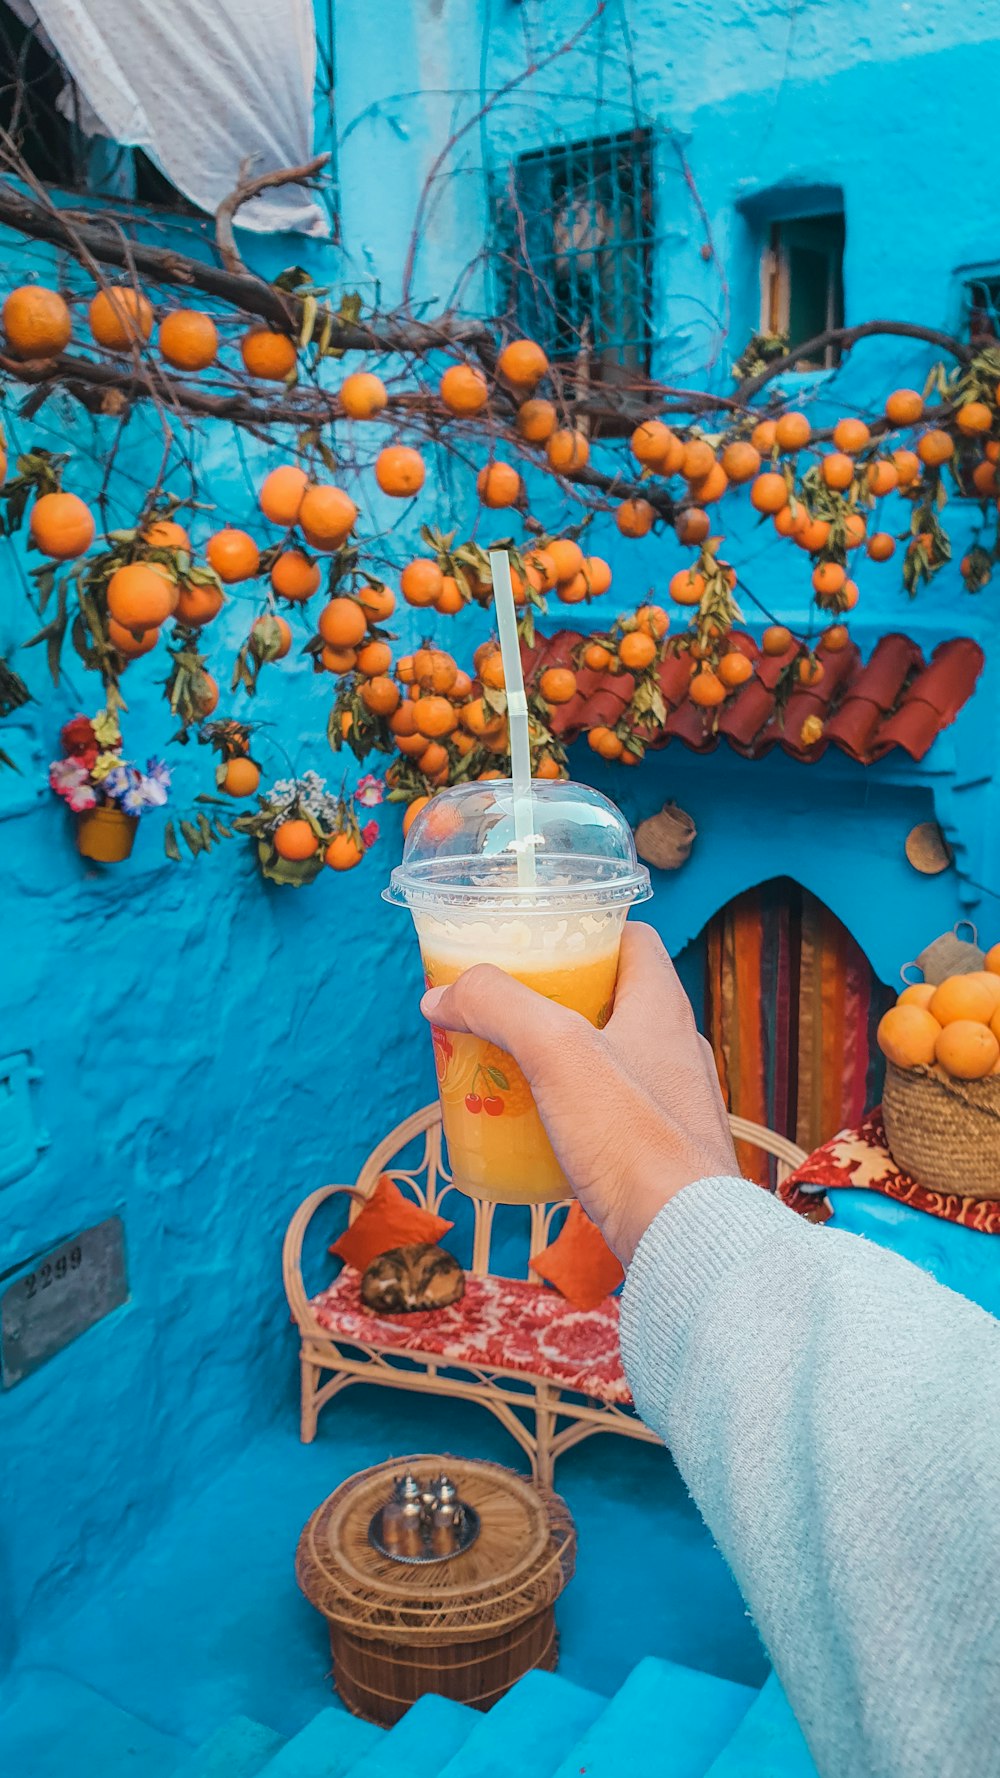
[385,780,651,913]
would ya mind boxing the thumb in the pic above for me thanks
[421,963,579,1071]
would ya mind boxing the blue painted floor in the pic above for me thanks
[10,1383,767,1754]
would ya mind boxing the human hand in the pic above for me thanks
[420,922,737,1265]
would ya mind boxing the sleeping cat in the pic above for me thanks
[361,1243,465,1314]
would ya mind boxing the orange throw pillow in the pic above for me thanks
[330,1174,454,1273]
[531,1203,624,1311]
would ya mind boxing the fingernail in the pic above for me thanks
[421,987,445,1018]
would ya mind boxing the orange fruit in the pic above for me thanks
[539,666,577,704]
[866,458,898,497]
[240,328,297,381]
[158,309,218,371]
[175,580,224,626]
[676,507,709,544]
[689,669,726,707]
[108,617,159,658]
[616,497,655,537]
[89,286,153,350]
[833,417,870,452]
[929,975,997,1027]
[935,1020,999,1079]
[669,568,705,606]
[107,563,176,629]
[517,398,557,442]
[957,401,992,436]
[207,528,260,583]
[357,582,395,621]
[897,982,936,1010]
[718,650,753,687]
[360,675,400,716]
[3,284,72,357]
[762,624,793,656]
[877,1004,941,1068]
[822,624,850,651]
[222,758,261,797]
[892,448,920,486]
[390,700,420,736]
[588,726,624,760]
[750,472,788,513]
[631,420,680,469]
[841,579,859,609]
[535,754,562,780]
[339,371,387,418]
[318,597,367,648]
[143,518,189,551]
[797,656,824,686]
[636,603,669,638]
[774,501,802,539]
[842,513,867,551]
[556,572,588,603]
[867,532,895,563]
[451,669,472,701]
[418,741,449,776]
[461,697,505,740]
[414,694,457,739]
[325,833,364,871]
[986,943,1000,976]
[775,412,811,451]
[690,461,728,505]
[821,452,855,490]
[273,819,318,861]
[401,558,444,606]
[619,630,657,671]
[545,538,585,581]
[193,673,219,718]
[547,428,589,472]
[584,642,612,671]
[971,460,998,498]
[320,644,358,674]
[259,464,308,527]
[885,388,923,426]
[271,550,321,602]
[376,445,425,497]
[440,364,488,414]
[414,648,458,694]
[751,418,778,453]
[497,338,548,388]
[721,440,761,483]
[252,614,291,659]
[584,555,613,595]
[402,796,430,837]
[299,484,358,550]
[479,651,505,690]
[962,971,1000,1011]
[812,561,845,596]
[29,490,95,559]
[477,461,520,507]
[918,429,953,466]
[680,439,715,482]
[434,576,464,615]
[356,639,392,677]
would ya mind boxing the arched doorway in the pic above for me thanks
[681,877,894,1184]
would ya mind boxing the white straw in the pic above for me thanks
[489,547,536,887]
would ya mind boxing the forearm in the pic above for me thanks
[620,1177,1000,1778]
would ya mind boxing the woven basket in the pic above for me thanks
[882,1061,1000,1197]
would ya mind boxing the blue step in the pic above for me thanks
[0,1667,188,1778]
[185,1715,286,1777]
[552,1655,758,1778]
[704,1674,817,1776]
[256,1707,382,1778]
[436,1669,605,1778]
[346,1693,478,1778]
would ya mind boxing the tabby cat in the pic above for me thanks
[361,1243,465,1314]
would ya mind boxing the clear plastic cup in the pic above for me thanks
[384,780,651,1204]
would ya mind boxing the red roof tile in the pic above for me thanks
[522,630,984,764]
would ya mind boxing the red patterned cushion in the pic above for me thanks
[309,1269,632,1405]
[780,1107,1000,1233]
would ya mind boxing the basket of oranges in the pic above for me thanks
[877,948,1000,1196]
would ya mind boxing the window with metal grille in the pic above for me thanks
[493,128,655,429]
[960,272,1000,345]
[762,213,845,369]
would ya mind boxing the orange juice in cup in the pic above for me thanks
[386,780,650,1204]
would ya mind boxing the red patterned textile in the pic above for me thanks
[309,1268,632,1405]
[780,1107,1000,1233]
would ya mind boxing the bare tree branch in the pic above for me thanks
[214,153,331,275]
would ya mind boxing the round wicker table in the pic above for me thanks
[295,1455,577,1725]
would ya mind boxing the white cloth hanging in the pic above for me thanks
[11,0,328,235]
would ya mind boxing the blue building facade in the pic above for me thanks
[1,0,998,1688]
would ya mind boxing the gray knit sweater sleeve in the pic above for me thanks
[618,1176,1000,1778]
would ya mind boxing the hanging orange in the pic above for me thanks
[439,364,489,414]
[175,580,224,626]
[546,429,589,472]
[376,445,425,496]
[497,338,548,388]
[339,371,387,417]
[107,563,176,629]
[516,399,557,442]
[259,464,308,527]
[271,550,321,602]
[158,309,218,371]
[3,284,72,357]
[29,490,95,560]
[615,497,655,537]
[273,820,319,861]
[477,461,520,507]
[206,528,260,583]
[299,484,358,549]
[318,597,367,648]
[89,286,153,350]
[240,328,297,381]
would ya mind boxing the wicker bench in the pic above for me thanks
[282,1103,806,1485]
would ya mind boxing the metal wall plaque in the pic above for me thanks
[0,1217,128,1388]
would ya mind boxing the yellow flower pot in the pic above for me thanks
[76,805,138,863]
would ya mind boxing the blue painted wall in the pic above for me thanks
[2,0,999,1676]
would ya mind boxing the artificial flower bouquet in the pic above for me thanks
[50,710,170,861]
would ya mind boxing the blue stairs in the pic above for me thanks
[0,1660,818,1778]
